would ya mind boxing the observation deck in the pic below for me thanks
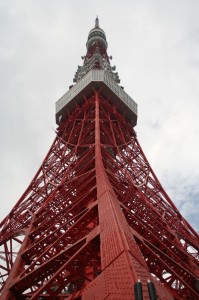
[56,69,137,127]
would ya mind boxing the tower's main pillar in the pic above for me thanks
[81,91,173,299]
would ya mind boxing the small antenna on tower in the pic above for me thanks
[95,16,99,28]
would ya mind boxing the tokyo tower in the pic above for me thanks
[0,17,199,300]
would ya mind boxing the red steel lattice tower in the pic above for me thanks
[0,18,199,300]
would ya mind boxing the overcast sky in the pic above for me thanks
[0,0,199,231]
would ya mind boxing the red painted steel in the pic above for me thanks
[0,18,199,299]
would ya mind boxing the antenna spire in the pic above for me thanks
[95,16,99,28]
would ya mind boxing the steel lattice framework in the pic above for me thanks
[0,18,199,300]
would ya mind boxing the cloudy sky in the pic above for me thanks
[0,0,199,231]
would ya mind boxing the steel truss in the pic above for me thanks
[0,91,199,299]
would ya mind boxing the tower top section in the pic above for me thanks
[86,17,108,51]
[73,17,119,83]
[56,18,137,127]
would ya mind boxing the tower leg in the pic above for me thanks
[81,91,173,299]
[1,217,35,300]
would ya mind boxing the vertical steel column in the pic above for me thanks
[89,91,150,299]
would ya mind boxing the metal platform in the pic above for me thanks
[56,69,137,126]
